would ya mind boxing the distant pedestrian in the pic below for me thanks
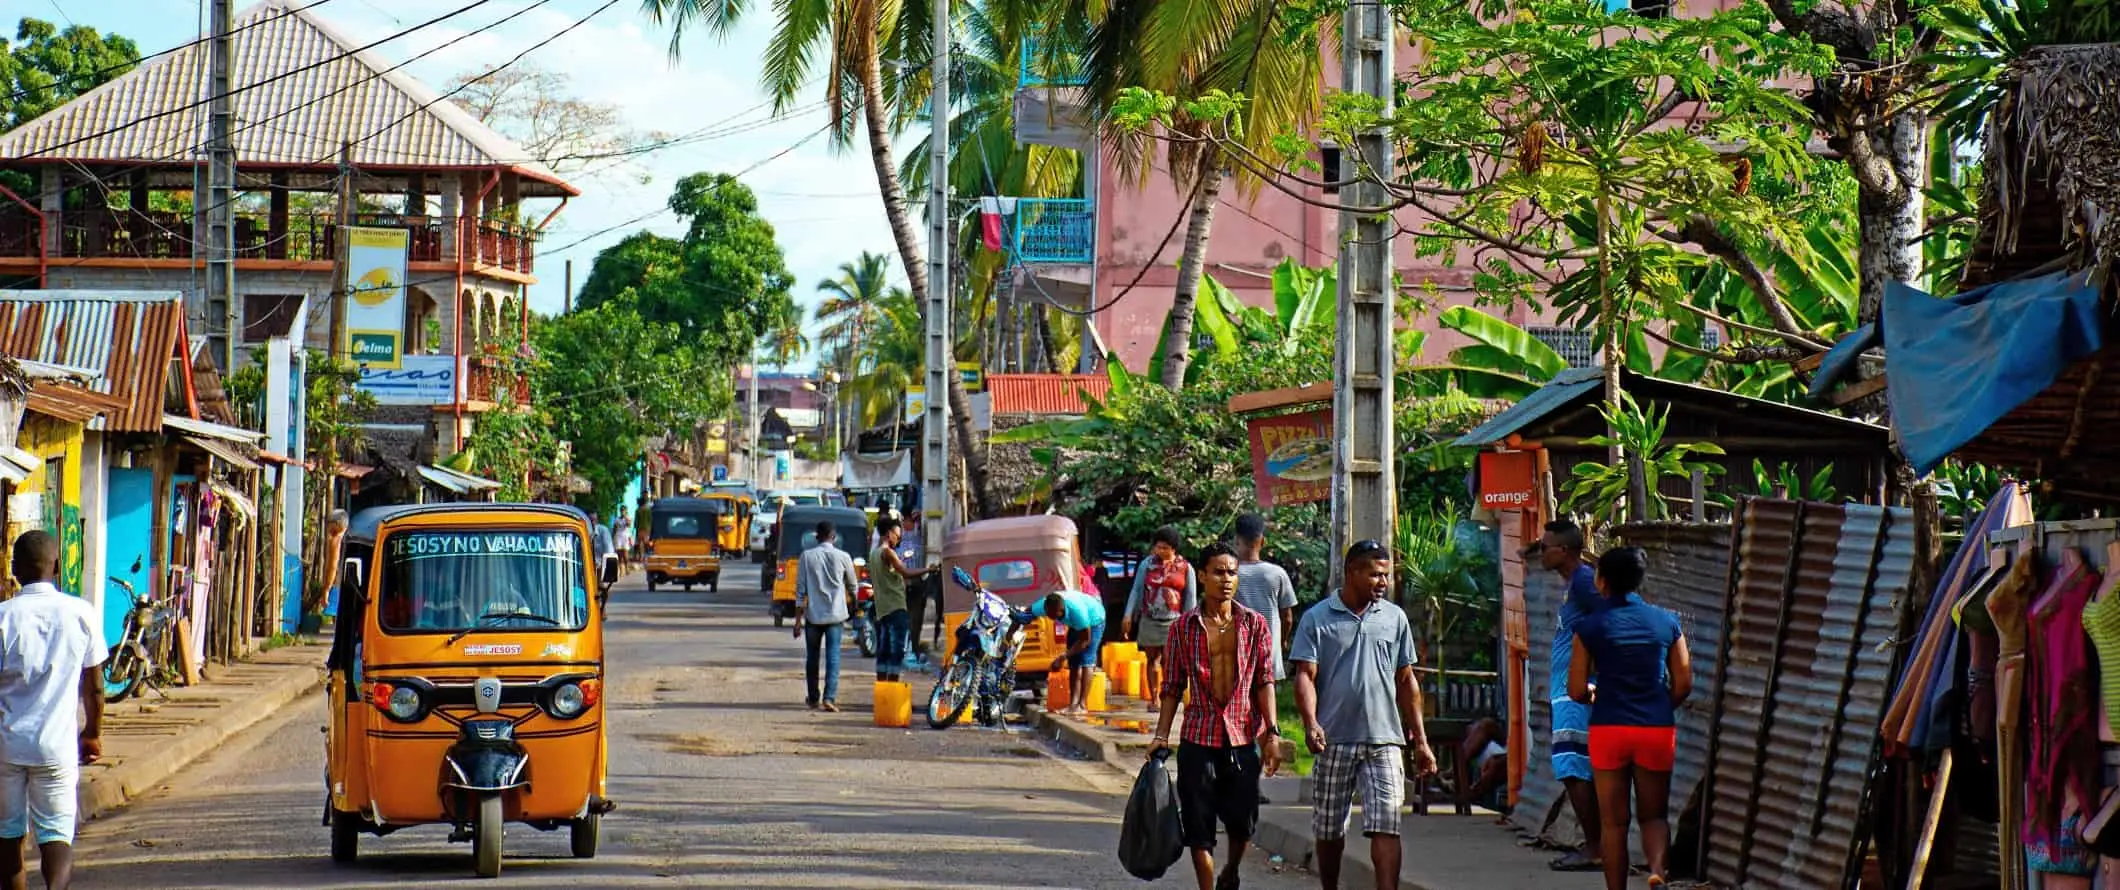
[0,531,105,890]
[1230,514,1297,680]
[1534,519,1605,873]
[1569,547,1692,890]
[1042,589,1107,717]
[1149,543,1284,890]
[1124,527,1197,713]
[795,520,861,712]
[868,516,934,683]
[613,517,635,574]
[1291,540,1436,890]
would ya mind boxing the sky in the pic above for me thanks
[37,0,901,364]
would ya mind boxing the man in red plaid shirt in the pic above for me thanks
[1149,542,1285,890]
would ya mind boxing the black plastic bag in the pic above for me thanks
[1118,749,1184,880]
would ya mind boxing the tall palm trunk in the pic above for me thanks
[1160,158,1225,389]
[857,46,996,517]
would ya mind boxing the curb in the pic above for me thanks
[79,651,325,820]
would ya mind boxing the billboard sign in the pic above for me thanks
[357,355,458,405]
[1245,409,1332,507]
[344,226,410,368]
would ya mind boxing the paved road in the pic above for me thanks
[67,561,1310,889]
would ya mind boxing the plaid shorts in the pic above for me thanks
[1309,743,1406,840]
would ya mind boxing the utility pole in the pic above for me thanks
[920,0,952,565]
[563,259,574,314]
[1332,1,1396,586]
[328,142,354,358]
[204,0,236,370]
[748,361,762,485]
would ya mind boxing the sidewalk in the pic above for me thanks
[1028,690,1567,890]
[80,640,326,819]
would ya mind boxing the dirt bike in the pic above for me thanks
[927,566,1035,730]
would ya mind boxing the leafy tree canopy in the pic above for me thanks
[0,18,139,130]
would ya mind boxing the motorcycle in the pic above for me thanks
[104,558,178,703]
[927,566,1036,730]
[850,579,877,658]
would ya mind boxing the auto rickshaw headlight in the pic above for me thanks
[545,679,600,719]
[386,685,422,721]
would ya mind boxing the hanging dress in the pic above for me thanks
[1988,552,2039,890]
[2024,549,2101,877]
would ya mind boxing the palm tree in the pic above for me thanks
[814,251,895,373]
[643,0,1002,519]
[760,299,810,369]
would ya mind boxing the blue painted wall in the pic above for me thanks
[103,468,154,646]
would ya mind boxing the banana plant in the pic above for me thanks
[1564,392,1726,523]
[1413,306,1568,400]
[1712,459,1839,508]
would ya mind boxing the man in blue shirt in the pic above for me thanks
[1043,589,1106,717]
[1535,519,1605,872]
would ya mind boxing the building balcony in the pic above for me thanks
[464,357,531,408]
[0,208,537,275]
[1019,31,1087,90]
[1015,33,1094,150]
[1014,198,1095,265]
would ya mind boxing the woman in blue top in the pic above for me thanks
[1567,547,1692,890]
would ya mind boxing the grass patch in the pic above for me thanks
[1277,684,1313,777]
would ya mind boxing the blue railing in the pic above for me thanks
[1018,32,1087,89]
[1014,198,1095,264]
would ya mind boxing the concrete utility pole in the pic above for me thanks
[748,361,762,484]
[920,0,952,565]
[328,142,354,358]
[1332,1,1397,585]
[204,0,237,370]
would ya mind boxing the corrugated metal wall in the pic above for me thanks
[1701,500,1915,890]
[1509,560,1579,845]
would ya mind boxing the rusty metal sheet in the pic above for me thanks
[0,291,186,432]
[1701,499,1915,890]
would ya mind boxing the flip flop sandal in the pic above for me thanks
[1216,869,1241,890]
[1549,851,1603,871]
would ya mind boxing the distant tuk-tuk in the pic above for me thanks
[700,490,756,559]
[325,503,618,878]
[641,496,725,592]
[770,504,873,626]
[939,515,1085,679]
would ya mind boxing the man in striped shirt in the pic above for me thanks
[1149,543,1284,890]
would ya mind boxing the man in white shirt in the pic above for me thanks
[794,521,860,712]
[0,530,106,890]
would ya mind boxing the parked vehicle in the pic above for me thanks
[928,566,1037,729]
[324,502,619,879]
[937,515,1082,680]
[699,490,755,560]
[768,505,872,627]
[849,574,876,658]
[102,558,176,703]
[641,496,725,593]
[748,509,776,562]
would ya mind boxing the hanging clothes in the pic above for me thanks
[1989,551,2039,890]
[2081,544,2120,742]
[2025,549,2101,877]
[1883,482,2034,754]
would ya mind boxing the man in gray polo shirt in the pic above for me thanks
[1291,540,1437,890]
[795,520,861,712]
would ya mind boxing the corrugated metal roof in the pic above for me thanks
[1454,367,1886,447]
[1700,499,1915,890]
[988,373,1112,415]
[1455,368,1602,446]
[0,0,575,197]
[0,291,189,433]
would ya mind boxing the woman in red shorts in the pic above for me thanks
[1567,547,1693,890]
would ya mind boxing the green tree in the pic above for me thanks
[760,299,810,369]
[576,232,686,314]
[0,18,139,130]
[814,251,894,368]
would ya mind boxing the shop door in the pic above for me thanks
[104,468,155,646]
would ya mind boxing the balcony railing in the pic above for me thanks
[465,358,530,406]
[0,208,535,274]
[1013,198,1095,264]
[1019,32,1087,90]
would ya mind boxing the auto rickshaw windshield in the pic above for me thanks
[651,508,721,539]
[378,529,591,633]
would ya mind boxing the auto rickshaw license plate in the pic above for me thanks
[677,560,688,569]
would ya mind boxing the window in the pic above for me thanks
[1701,325,1723,351]
[40,459,61,533]
[1527,325,1599,368]
[1631,0,1670,17]
[977,558,1039,592]
[1321,146,1343,194]
[377,530,589,633]
[242,294,302,343]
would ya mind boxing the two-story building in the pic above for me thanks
[0,0,573,497]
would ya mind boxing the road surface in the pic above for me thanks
[66,561,1308,889]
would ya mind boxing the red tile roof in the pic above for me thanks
[987,374,1111,416]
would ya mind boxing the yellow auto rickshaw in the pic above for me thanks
[770,504,872,627]
[938,515,1082,678]
[324,503,617,879]
[641,496,724,593]
[701,490,755,559]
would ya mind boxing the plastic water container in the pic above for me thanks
[1114,657,1143,698]
[1109,641,1140,663]
[873,681,911,728]
[1086,670,1109,711]
[1047,672,1071,711]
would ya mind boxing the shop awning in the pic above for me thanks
[418,464,502,494]
[161,414,267,444]
[336,463,375,480]
[25,384,123,424]
[0,446,39,484]
[182,434,261,471]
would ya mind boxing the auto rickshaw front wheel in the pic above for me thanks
[329,811,359,863]
[473,794,504,878]
[570,814,600,858]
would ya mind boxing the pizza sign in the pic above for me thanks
[1247,409,1333,508]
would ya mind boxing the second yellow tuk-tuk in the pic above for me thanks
[700,489,755,559]
[769,504,872,627]
[641,496,724,593]
[938,515,1084,679]
[324,503,617,879]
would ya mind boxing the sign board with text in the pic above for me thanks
[357,355,459,405]
[343,226,410,368]
[1477,451,1538,510]
[1246,409,1332,508]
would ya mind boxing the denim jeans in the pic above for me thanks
[804,621,843,705]
[876,609,910,675]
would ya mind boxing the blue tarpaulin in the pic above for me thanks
[1873,271,2104,474]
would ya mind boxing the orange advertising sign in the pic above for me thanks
[1246,409,1332,508]
[1478,451,1538,510]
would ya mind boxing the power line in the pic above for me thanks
[0,0,338,106]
